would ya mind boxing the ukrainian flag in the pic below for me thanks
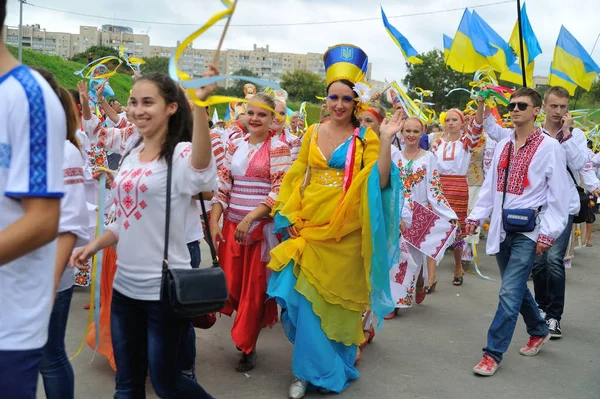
[548,64,579,96]
[469,11,516,73]
[443,34,453,62]
[551,26,600,91]
[381,7,422,65]
[446,9,490,73]
[500,3,542,87]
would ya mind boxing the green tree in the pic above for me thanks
[141,56,169,74]
[280,70,326,103]
[402,49,473,111]
[586,78,600,102]
[71,45,119,65]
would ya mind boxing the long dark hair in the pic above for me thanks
[33,67,81,151]
[134,72,193,162]
[327,79,360,128]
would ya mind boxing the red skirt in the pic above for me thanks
[440,174,469,248]
[219,220,278,354]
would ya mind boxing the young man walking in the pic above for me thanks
[466,87,570,376]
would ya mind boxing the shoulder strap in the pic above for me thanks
[162,156,173,272]
[501,141,512,210]
[566,166,578,185]
[199,200,220,268]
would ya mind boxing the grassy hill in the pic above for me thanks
[8,45,134,102]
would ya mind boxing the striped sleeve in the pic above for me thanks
[462,119,483,153]
[263,141,292,209]
[5,68,65,198]
[216,140,237,210]
[289,135,301,162]
[211,131,226,169]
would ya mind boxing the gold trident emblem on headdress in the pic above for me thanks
[341,47,353,60]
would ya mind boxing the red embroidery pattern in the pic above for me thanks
[395,261,408,284]
[496,130,544,195]
[403,202,440,249]
[64,167,84,177]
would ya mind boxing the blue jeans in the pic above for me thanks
[40,287,75,399]
[532,215,573,321]
[0,347,44,398]
[484,233,549,363]
[110,289,213,399]
[183,241,201,379]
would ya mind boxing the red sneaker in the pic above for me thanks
[473,354,499,376]
[519,334,550,356]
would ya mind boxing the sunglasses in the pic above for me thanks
[327,94,355,103]
[507,102,532,112]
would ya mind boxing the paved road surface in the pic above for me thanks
[38,235,600,398]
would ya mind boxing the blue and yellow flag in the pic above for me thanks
[469,11,516,73]
[548,63,579,96]
[500,3,542,87]
[551,26,600,92]
[446,9,490,73]
[381,7,422,65]
[443,34,453,62]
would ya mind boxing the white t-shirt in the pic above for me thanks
[0,65,66,350]
[108,142,217,300]
[56,140,92,292]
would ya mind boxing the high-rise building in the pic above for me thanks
[1,24,372,86]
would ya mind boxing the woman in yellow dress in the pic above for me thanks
[267,44,403,399]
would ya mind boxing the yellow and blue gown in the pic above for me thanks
[267,124,402,393]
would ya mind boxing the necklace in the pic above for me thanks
[402,148,423,170]
[327,127,353,149]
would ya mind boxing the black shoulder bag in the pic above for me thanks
[567,167,589,224]
[501,142,538,233]
[160,156,228,317]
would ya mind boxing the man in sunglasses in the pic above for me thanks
[482,86,600,340]
[465,87,570,376]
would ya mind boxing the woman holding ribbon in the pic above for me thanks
[388,117,457,317]
[210,92,292,373]
[429,103,484,286]
[267,44,403,398]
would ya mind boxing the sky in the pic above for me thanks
[5,0,600,83]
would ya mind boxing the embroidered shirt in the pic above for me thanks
[107,142,217,300]
[56,141,91,293]
[216,137,291,214]
[483,114,589,216]
[466,128,570,254]
[430,119,483,176]
[0,65,65,350]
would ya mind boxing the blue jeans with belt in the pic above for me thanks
[532,215,574,321]
[111,289,213,399]
[484,233,549,363]
[39,287,75,399]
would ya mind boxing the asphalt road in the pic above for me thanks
[38,235,600,398]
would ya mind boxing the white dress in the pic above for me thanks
[390,151,457,308]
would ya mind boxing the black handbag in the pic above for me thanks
[567,167,590,224]
[160,156,228,318]
[501,142,538,233]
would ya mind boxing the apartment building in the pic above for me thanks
[1,23,372,86]
[1,24,150,59]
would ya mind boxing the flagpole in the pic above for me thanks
[516,0,527,87]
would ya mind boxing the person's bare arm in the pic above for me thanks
[53,233,77,291]
[0,198,60,265]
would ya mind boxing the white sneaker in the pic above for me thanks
[289,378,307,399]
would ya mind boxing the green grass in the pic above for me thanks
[8,45,135,102]
[7,46,325,124]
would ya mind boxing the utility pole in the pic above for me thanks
[516,0,527,87]
[18,0,25,62]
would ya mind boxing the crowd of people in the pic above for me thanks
[2,2,600,398]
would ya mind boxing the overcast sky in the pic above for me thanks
[5,0,600,83]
